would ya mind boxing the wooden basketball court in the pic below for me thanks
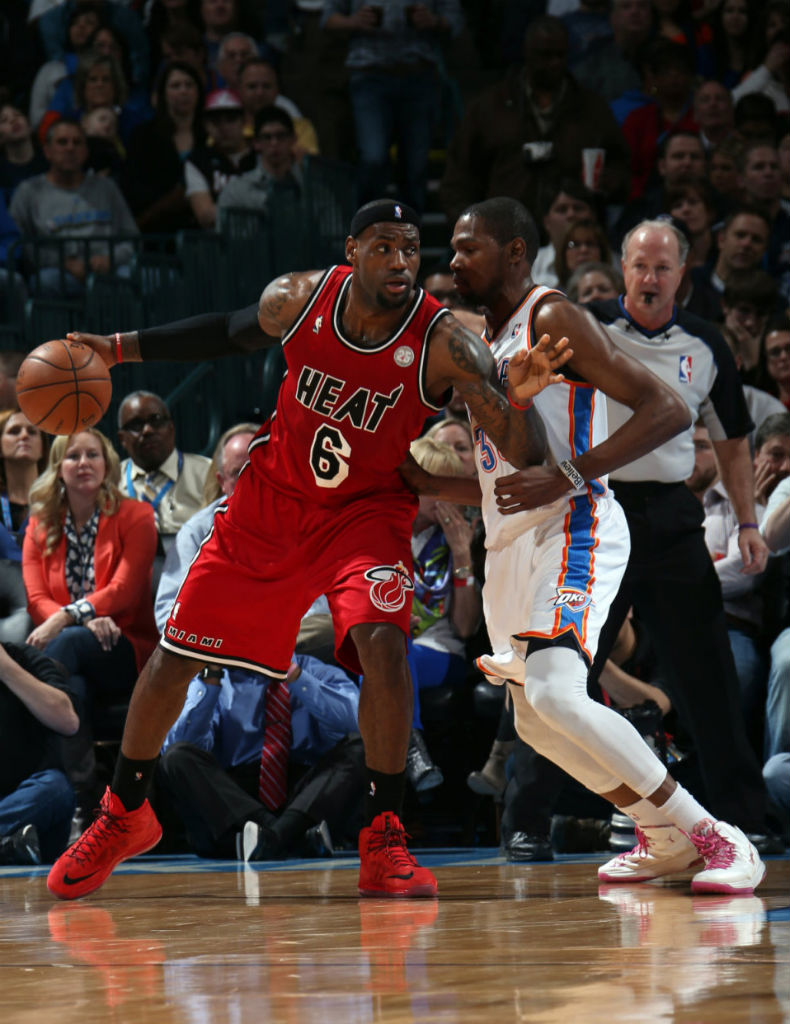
[2,850,788,1023]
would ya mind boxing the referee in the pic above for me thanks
[587,218,774,846]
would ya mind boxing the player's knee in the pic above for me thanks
[353,622,408,680]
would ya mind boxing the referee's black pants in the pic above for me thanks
[589,480,767,832]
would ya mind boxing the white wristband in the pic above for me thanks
[558,459,585,491]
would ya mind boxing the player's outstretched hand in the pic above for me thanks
[66,332,117,369]
[508,334,573,406]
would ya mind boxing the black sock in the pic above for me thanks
[364,769,406,824]
[112,754,158,811]
[271,809,313,850]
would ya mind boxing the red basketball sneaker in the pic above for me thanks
[48,788,162,901]
[358,812,438,898]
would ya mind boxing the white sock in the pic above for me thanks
[654,784,711,835]
[618,797,671,830]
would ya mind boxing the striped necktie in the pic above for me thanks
[258,678,291,811]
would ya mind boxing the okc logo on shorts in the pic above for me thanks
[365,560,414,612]
[678,354,692,383]
[551,586,592,610]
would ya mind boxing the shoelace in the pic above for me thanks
[619,825,649,860]
[367,818,418,869]
[68,804,130,866]
[690,826,735,869]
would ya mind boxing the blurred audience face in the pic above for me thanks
[716,214,769,275]
[83,63,117,110]
[754,428,790,496]
[693,81,733,136]
[721,0,750,38]
[423,270,457,306]
[563,223,603,275]
[82,106,118,139]
[431,421,475,477]
[709,147,741,197]
[92,27,125,64]
[524,24,568,91]
[722,299,769,349]
[118,395,175,472]
[255,116,296,178]
[669,185,713,237]
[217,432,254,495]
[622,224,684,327]
[218,37,257,90]
[1,412,43,468]
[658,134,706,187]
[44,121,88,178]
[543,191,595,248]
[0,105,30,147]
[69,10,100,49]
[202,0,236,34]
[740,145,782,206]
[764,327,790,393]
[163,67,200,119]
[576,268,619,303]
[686,423,717,498]
[204,107,245,153]
[238,61,279,115]
[610,0,651,46]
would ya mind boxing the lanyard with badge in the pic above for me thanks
[125,450,184,513]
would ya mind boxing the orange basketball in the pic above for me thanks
[16,339,112,435]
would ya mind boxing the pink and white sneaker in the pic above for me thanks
[688,819,766,895]
[598,824,702,883]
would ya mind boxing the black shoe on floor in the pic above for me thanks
[0,824,41,866]
[303,820,334,858]
[504,831,553,862]
[406,728,444,793]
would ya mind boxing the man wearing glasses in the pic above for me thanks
[217,105,302,219]
[117,391,210,555]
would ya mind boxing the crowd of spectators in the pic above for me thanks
[0,0,788,862]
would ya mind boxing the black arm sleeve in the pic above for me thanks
[138,303,280,361]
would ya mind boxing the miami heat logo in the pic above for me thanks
[551,587,592,610]
[365,561,414,612]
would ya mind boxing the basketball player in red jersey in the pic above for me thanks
[47,199,571,901]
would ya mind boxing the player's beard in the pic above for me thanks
[376,287,411,311]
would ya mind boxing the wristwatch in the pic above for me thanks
[63,599,94,624]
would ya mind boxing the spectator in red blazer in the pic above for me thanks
[22,428,158,759]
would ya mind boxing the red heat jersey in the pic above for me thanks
[248,265,449,506]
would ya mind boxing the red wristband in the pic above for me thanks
[508,391,533,411]
[453,575,474,588]
[114,332,123,364]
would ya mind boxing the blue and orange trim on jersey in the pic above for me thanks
[513,492,601,665]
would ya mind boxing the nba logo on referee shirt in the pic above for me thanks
[679,355,692,383]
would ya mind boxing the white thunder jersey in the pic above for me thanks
[472,285,611,549]
[470,285,628,666]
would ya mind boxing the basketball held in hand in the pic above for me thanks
[16,339,112,435]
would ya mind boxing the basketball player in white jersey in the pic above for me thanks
[443,196,766,894]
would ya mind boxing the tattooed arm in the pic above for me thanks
[425,314,571,470]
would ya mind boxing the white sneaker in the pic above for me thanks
[598,824,702,883]
[689,819,766,895]
[475,651,525,685]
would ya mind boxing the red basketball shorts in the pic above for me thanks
[160,469,417,677]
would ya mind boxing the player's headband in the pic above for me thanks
[350,199,421,238]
